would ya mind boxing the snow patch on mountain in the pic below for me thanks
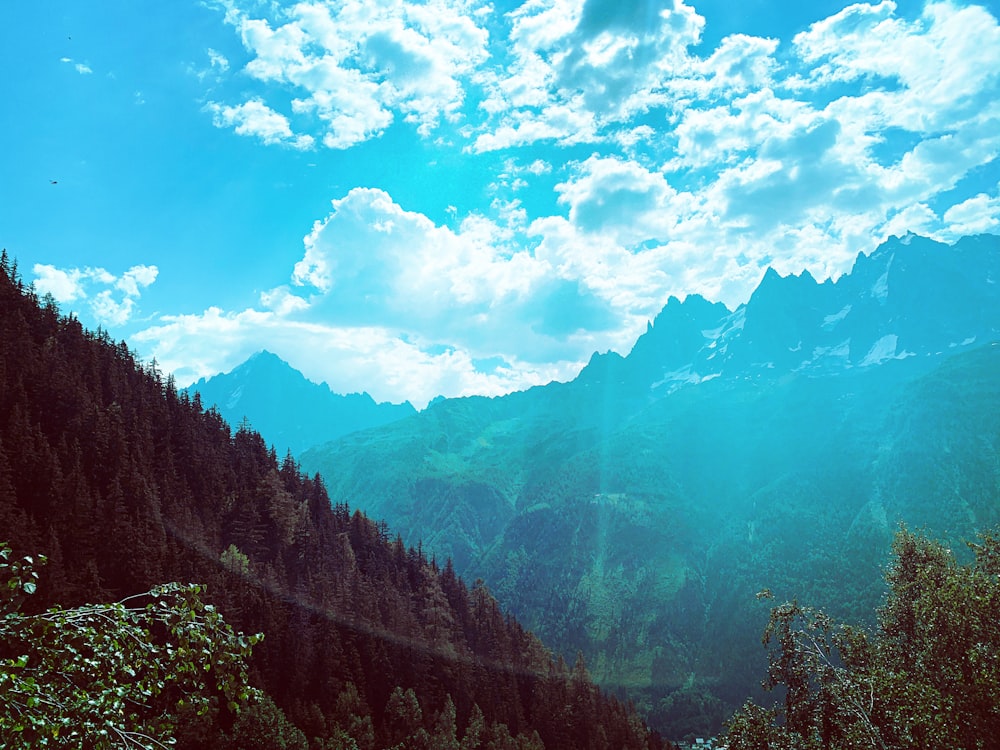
[703,308,746,343]
[651,367,701,391]
[859,335,915,366]
[861,335,897,366]
[823,305,852,330]
[872,255,893,302]
[810,339,851,364]
[226,385,244,410]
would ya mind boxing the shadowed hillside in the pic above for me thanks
[0,250,668,750]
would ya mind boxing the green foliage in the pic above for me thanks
[331,682,375,750]
[222,694,308,750]
[385,686,423,747]
[725,526,1000,749]
[0,542,261,750]
[219,543,250,577]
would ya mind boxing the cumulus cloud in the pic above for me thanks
[942,189,1000,237]
[287,187,626,359]
[205,98,315,149]
[473,0,707,151]
[554,155,687,243]
[207,48,230,72]
[33,264,158,327]
[212,0,491,149]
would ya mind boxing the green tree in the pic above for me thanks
[0,543,261,749]
[430,695,459,750]
[725,526,1000,750]
[385,686,423,747]
[331,682,375,750]
[221,693,308,750]
[460,703,486,750]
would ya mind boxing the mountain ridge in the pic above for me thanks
[185,349,416,456]
[594,232,1000,393]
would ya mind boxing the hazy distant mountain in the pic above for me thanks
[185,350,416,456]
[300,233,1000,738]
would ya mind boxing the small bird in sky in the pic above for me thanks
[50,179,58,185]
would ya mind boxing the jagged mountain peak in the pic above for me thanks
[185,353,415,455]
[643,293,730,338]
[243,348,290,369]
[613,233,999,392]
[210,349,302,385]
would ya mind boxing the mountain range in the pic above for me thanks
[185,350,415,456]
[297,232,1000,738]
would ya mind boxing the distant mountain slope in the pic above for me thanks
[185,350,415,456]
[300,233,1000,738]
[0,252,668,750]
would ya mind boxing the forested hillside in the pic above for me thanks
[0,250,668,750]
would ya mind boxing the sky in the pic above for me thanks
[2,0,999,408]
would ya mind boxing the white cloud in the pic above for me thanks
[690,34,779,94]
[791,0,901,86]
[215,0,491,149]
[32,264,158,327]
[878,202,939,240]
[473,0,707,150]
[260,285,310,316]
[289,187,582,352]
[116,265,159,297]
[60,57,93,75]
[791,1,1000,133]
[554,155,689,245]
[133,304,579,409]
[33,265,86,302]
[91,291,138,327]
[207,48,230,72]
[942,189,1000,237]
[206,98,315,150]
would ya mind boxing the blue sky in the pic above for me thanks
[2,0,999,407]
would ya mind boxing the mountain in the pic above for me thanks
[300,233,1000,738]
[0,251,669,750]
[185,350,415,456]
[580,232,1000,393]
